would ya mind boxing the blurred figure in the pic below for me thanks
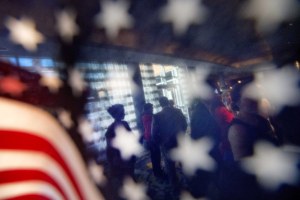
[218,81,279,200]
[188,98,222,198]
[210,96,234,161]
[142,103,153,149]
[152,96,187,184]
[141,102,163,179]
[105,104,135,178]
[228,82,277,160]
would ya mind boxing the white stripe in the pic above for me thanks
[0,181,64,200]
[0,150,79,200]
[0,97,104,200]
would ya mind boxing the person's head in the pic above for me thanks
[143,103,153,114]
[158,96,169,108]
[107,104,125,121]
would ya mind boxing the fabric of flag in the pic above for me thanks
[0,98,102,200]
[0,61,104,200]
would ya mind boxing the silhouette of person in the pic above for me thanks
[152,96,187,183]
[228,82,277,160]
[105,104,135,179]
[210,96,234,161]
[188,98,222,198]
[141,103,164,179]
[142,103,153,149]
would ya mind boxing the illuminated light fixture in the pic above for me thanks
[238,80,242,84]
[229,86,233,90]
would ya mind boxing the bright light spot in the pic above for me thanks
[5,16,44,51]
[55,9,79,43]
[120,177,149,200]
[95,0,133,39]
[241,0,300,34]
[182,67,213,101]
[112,125,144,160]
[68,69,87,96]
[170,134,216,176]
[160,0,208,35]
[242,141,299,190]
[243,65,300,115]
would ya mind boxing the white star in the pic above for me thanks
[39,75,63,93]
[170,134,216,176]
[95,0,134,39]
[68,69,86,96]
[78,117,94,143]
[243,65,300,115]
[5,16,44,51]
[120,177,149,200]
[112,125,144,160]
[180,191,207,200]
[58,109,73,129]
[160,0,208,35]
[88,161,106,186]
[241,141,299,190]
[55,9,80,43]
[241,0,300,33]
[182,67,214,101]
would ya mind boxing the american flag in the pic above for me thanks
[0,61,104,200]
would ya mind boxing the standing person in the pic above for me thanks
[151,97,188,184]
[219,81,278,200]
[228,83,277,160]
[210,96,234,161]
[142,103,164,178]
[105,104,135,179]
[188,99,222,199]
[141,103,153,149]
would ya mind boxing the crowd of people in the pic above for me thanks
[103,79,299,200]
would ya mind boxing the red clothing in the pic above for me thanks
[214,106,234,158]
[142,114,152,141]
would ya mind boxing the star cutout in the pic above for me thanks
[120,177,149,200]
[0,76,27,96]
[5,16,44,51]
[170,134,216,176]
[243,65,300,115]
[95,0,134,39]
[241,141,299,190]
[68,69,86,96]
[39,75,63,93]
[241,0,300,33]
[58,109,73,129]
[112,125,144,160]
[182,67,214,102]
[180,191,207,200]
[55,9,79,43]
[88,160,106,186]
[78,117,94,142]
[160,0,208,35]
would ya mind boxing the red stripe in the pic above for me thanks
[0,130,84,200]
[7,194,52,200]
[0,170,68,200]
